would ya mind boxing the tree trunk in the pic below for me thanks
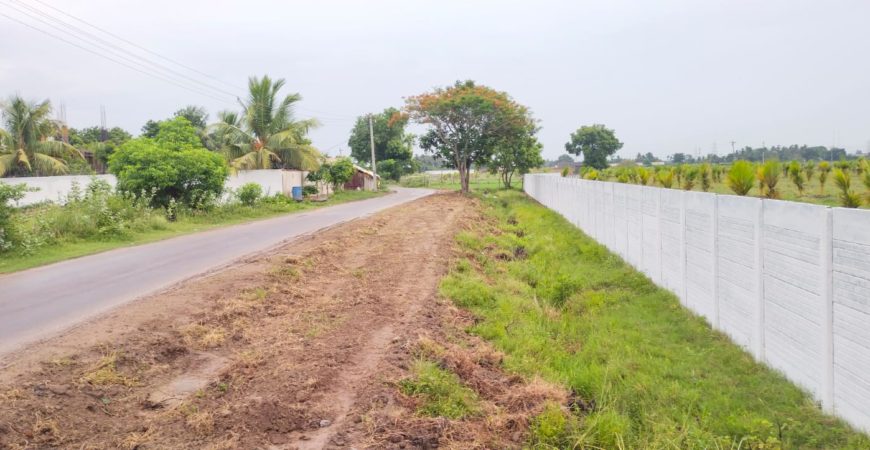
[459,162,470,194]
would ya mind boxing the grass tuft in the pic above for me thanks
[399,359,480,419]
[80,350,138,386]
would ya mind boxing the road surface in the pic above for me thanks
[0,187,434,357]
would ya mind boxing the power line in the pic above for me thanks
[8,0,241,99]
[30,0,243,93]
[3,1,363,124]
[0,0,238,102]
[0,11,231,103]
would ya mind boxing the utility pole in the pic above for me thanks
[368,114,377,190]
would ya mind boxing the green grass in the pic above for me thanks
[399,171,507,191]
[440,189,870,449]
[704,172,868,208]
[398,359,480,419]
[0,190,382,274]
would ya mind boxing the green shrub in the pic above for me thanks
[804,160,816,183]
[699,163,712,191]
[790,168,806,196]
[327,157,355,190]
[657,169,674,188]
[302,185,318,196]
[109,138,227,208]
[681,165,698,190]
[0,183,29,252]
[376,159,401,181]
[40,179,167,241]
[726,161,755,196]
[636,167,650,185]
[833,169,861,208]
[818,161,831,194]
[760,160,782,198]
[864,171,870,205]
[237,182,262,206]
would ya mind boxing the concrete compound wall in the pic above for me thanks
[524,173,870,433]
[1,170,304,206]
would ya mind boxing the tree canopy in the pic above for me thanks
[488,126,544,189]
[109,138,227,208]
[155,117,203,152]
[405,80,529,193]
[173,105,209,130]
[68,126,131,147]
[565,124,623,170]
[347,107,413,167]
[208,75,321,171]
[0,95,82,177]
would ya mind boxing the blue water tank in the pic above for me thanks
[291,186,303,201]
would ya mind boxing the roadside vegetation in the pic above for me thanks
[399,359,481,420]
[0,75,371,272]
[572,158,869,208]
[0,180,379,273]
[440,189,870,449]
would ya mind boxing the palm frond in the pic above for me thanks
[0,153,16,177]
[31,152,68,175]
[33,140,83,159]
[274,145,322,171]
[231,148,279,170]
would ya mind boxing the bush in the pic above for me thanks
[681,165,698,190]
[0,183,28,252]
[302,185,318,196]
[237,182,262,206]
[41,179,167,241]
[657,168,674,188]
[699,163,712,191]
[760,160,782,198]
[109,139,228,208]
[376,159,401,182]
[327,157,355,190]
[833,169,861,208]
[727,161,755,196]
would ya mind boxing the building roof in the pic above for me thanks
[353,164,380,179]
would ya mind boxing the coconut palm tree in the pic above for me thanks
[0,96,82,177]
[208,76,321,171]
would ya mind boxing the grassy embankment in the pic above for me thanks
[436,188,869,449]
[0,190,382,274]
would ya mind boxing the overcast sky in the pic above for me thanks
[2,0,869,160]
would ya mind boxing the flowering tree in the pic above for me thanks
[404,80,529,194]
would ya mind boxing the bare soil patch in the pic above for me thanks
[0,192,564,449]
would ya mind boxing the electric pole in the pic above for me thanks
[368,114,377,191]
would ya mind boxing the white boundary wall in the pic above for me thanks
[1,170,302,206]
[524,173,870,433]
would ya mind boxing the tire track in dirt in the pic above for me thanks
[0,192,566,449]
[0,193,467,448]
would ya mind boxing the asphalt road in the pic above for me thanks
[0,188,434,356]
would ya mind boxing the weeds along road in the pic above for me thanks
[0,187,434,357]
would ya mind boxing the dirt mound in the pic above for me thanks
[0,192,565,449]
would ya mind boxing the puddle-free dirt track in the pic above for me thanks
[0,192,563,449]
